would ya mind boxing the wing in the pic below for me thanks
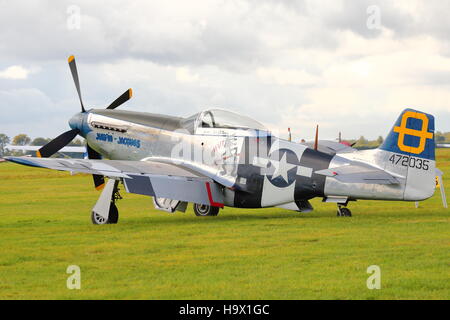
[5,156,224,207]
[315,163,400,185]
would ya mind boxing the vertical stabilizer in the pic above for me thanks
[379,109,436,200]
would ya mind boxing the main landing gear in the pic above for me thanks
[337,205,352,217]
[193,204,220,216]
[91,179,122,224]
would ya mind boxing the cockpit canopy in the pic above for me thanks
[182,109,268,135]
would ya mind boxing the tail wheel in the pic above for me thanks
[337,207,352,217]
[91,203,119,224]
[193,204,220,216]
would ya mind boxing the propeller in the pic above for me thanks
[37,129,80,158]
[36,55,132,191]
[107,88,133,110]
[68,55,86,113]
[87,144,105,190]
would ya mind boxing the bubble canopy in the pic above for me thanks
[182,109,268,134]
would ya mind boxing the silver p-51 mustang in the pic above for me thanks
[5,56,443,224]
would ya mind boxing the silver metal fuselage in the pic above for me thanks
[69,109,436,209]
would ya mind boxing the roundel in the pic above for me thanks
[265,148,299,188]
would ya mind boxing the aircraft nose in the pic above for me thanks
[69,112,85,132]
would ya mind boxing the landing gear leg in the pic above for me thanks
[337,205,352,217]
[91,179,122,224]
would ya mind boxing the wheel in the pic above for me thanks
[193,203,220,216]
[92,211,108,225]
[337,207,352,217]
[91,203,119,224]
[108,203,119,224]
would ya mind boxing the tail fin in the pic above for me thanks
[380,108,435,160]
[380,109,436,200]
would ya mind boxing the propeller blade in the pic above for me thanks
[87,144,105,191]
[106,88,133,110]
[37,129,80,158]
[93,174,106,191]
[68,55,86,113]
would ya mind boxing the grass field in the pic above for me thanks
[0,151,449,300]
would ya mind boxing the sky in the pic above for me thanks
[1,0,450,141]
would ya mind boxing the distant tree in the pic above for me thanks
[12,134,31,146]
[31,137,51,146]
[0,133,10,156]
[357,136,368,145]
[436,135,445,142]
[444,132,450,142]
[376,136,384,145]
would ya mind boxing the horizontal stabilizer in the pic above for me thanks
[315,164,399,185]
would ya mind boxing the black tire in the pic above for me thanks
[337,208,352,217]
[108,203,119,224]
[91,203,119,224]
[193,204,220,216]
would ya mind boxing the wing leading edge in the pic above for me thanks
[5,156,224,207]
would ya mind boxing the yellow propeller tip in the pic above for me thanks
[68,55,75,63]
[95,183,105,191]
[36,151,42,158]
[129,88,133,98]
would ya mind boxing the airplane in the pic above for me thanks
[3,56,445,224]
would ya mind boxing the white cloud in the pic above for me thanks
[0,66,35,80]
[175,67,200,84]
[256,67,319,86]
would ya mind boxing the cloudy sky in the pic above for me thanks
[1,0,449,141]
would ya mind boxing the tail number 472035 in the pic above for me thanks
[389,154,429,171]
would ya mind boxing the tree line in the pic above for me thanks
[0,133,84,157]
[346,131,450,149]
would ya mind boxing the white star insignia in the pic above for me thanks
[271,153,297,183]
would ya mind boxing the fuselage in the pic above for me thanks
[69,108,436,209]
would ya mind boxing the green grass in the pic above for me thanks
[0,151,449,300]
